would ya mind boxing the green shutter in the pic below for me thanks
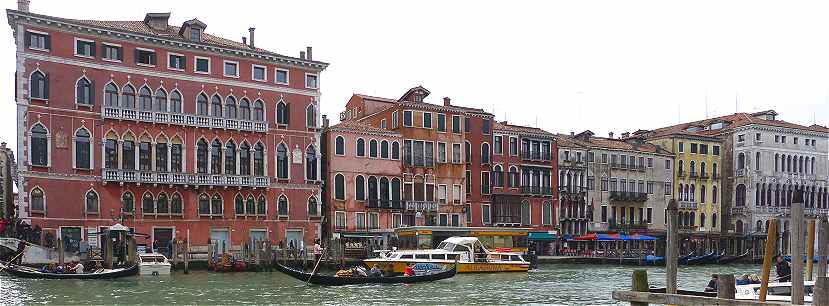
[89,80,95,105]
[89,42,96,57]
[43,34,50,50]
[24,31,31,48]
[43,74,49,99]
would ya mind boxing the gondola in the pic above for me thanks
[677,251,696,265]
[275,263,456,286]
[649,287,717,297]
[684,251,716,265]
[0,262,139,279]
[717,249,751,264]
[643,255,664,265]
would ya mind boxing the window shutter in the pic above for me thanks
[118,47,124,61]
[90,42,96,57]
[75,40,81,54]
[24,32,31,48]
[43,74,49,99]
[100,44,106,58]
[44,34,51,50]
[89,80,95,105]
[182,57,187,70]
[134,49,139,64]
[150,53,157,66]
[285,103,290,124]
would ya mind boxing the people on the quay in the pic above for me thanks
[775,255,791,282]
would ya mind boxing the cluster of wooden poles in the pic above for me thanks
[615,193,828,305]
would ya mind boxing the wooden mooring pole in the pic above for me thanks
[631,270,648,306]
[808,219,816,281]
[717,274,736,300]
[791,190,805,305]
[666,199,679,294]
[759,218,778,302]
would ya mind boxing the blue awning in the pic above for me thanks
[528,232,557,241]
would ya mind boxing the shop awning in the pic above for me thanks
[528,232,557,241]
[623,234,658,241]
[340,233,380,238]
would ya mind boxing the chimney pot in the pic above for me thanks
[443,97,451,106]
[300,51,306,60]
[609,132,614,139]
[242,37,247,45]
[306,46,313,61]
[17,0,29,12]
[248,27,255,48]
[570,131,574,136]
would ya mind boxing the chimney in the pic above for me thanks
[300,51,306,60]
[322,115,329,128]
[17,0,29,12]
[570,131,574,136]
[144,13,171,31]
[248,27,255,48]
[622,132,630,139]
[242,37,247,45]
[306,46,313,61]
[443,97,451,106]
[608,132,614,139]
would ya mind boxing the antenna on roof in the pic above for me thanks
[735,92,739,113]
[677,104,681,124]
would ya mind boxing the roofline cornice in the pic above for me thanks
[6,9,329,71]
[732,123,829,138]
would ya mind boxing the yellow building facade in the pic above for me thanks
[648,134,723,253]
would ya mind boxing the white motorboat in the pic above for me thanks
[735,281,814,303]
[138,253,171,276]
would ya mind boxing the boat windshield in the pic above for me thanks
[438,242,468,252]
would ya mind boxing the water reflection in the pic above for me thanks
[0,263,762,305]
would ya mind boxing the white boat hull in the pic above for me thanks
[139,263,171,276]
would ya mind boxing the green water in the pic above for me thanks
[0,264,760,305]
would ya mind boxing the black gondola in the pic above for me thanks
[684,251,716,265]
[717,249,751,264]
[677,251,695,265]
[0,262,139,279]
[649,287,717,297]
[275,263,456,286]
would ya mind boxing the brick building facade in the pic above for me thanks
[8,6,327,252]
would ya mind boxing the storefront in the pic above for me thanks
[528,231,558,255]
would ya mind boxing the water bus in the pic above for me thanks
[364,236,529,273]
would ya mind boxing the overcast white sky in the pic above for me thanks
[2,0,827,147]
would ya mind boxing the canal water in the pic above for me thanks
[0,263,761,305]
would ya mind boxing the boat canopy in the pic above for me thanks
[570,233,658,241]
[528,232,556,241]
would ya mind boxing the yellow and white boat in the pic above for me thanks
[364,236,529,273]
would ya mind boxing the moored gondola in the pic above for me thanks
[684,251,716,265]
[717,249,750,264]
[677,251,695,265]
[0,262,139,279]
[275,263,456,286]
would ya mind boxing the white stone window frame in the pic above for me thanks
[26,30,50,52]
[304,73,319,89]
[223,60,240,78]
[72,126,94,170]
[251,64,268,82]
[73,37,95,59]
[135,47,157,67]
[194,56,211,74]
[275,68,290,85]
[28,122,52,168]
[101,42,122,63]
[167,52,186,71]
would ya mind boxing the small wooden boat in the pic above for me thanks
[275,263,456,286]
[717,249,750,264]
[0,262,139,279]
[649,287,717,297]
[138,253,171,276]
[684,251,716,265]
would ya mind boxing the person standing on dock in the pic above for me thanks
[775,255,791,282]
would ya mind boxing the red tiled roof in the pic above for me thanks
[557,133,671,155]
[494,121,554,138]
[354,94,397,104]
[647,110,828,138]
[329,120,400,136]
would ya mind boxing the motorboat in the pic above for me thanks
[0,262,138,279]
[716,249,751,264]
[275,263,456,286]
[364,236,529,273]
[735,281,814,303]
[138,253,171,276]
